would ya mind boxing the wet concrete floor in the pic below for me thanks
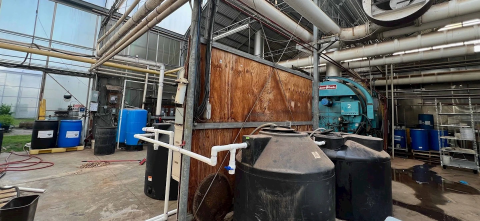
[391,158,480,220]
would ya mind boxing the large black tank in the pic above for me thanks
[144,123,178,200]
[312,132,392,221]
[94,127,116,155]
[234,127,336,221]
[31,120,59,149]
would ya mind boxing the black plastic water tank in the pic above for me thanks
[31,120,59,149]
[234,127,336,221]
[312,132,392,221]
[144,123,178,200]
[94,127,116,155]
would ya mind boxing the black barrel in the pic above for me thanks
[144,123,178,200]
[31,120,59,149]
[235,127,336,221]
[313,132,392,221]
[94,127,116,155]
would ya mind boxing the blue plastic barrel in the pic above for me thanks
[410,129,429,151]
[394,129,407,148]
[57,120,82,147]
[116,109,129,143]
[125,109,148,146]
[418,114,434,129]
[428,129,448,151]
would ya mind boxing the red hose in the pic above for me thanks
[0,152,54,172]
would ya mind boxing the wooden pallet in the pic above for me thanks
[412,150,440,163]
[29,146,84,155]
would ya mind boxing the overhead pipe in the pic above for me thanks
[238,0,314,42]
[279,25,480,67]
[283,0,340,35]
[380,12,480,39]
[91,0,187,71]
[374,69,480,86]
[344,45,477,69]
[97,0,141,44]
[98,0,165,56]
[0,41,179,77]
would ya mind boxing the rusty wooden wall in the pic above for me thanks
[187,45,312,213]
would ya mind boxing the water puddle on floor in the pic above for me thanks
[392,164,480,221]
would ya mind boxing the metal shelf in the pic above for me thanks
[436,97,479,172]
[443,158,478,170]
[438,113,475,115]
[441,147,476,155]
[440,136,474,141]
[439,125,470,128]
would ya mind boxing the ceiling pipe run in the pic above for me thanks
[375,69,480,86]
[238,0,314,42]
[91,0,187,71]
[279,25,480,68]
[343,45,477,69]
[98,0,165,56]
[283,0,341,35]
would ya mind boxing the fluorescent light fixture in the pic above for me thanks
[475,45,480,52]
[343,57,367,63]
[463,19,480,26]
[465,39,480,45]
[213,24,249,41]
[432,42,464,50]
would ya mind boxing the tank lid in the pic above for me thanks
[259,127,304,137]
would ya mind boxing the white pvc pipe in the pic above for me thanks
[97,0,141,43]
[1,186,46,193]
[145,209,177,221]
[156,64,165,116]
[314,141,326,146]
[134,133,248,171]
[279,25,480,67]
[374,69,480,86]
[238,0,313,42]
[254,30,264,57]
[98,0,165,55]
[283,0,340,35]
[142,73,149,109]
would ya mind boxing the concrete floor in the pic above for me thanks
[0,149,176,221]
[1,149,480,221]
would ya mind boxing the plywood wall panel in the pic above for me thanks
[187,46,313,214]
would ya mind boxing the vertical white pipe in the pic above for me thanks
[117,79,127,149]
[142,72,149,109]
[163,135,174,220]
[391,64,394,159]
[156,64,165,116]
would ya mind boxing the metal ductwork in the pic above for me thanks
[362,0,434,27]
[326,63,341,77]
[375,69,480,86]
[238,0,313,42]
[254,30,264,57]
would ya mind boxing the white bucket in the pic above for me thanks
[442,155,451,165]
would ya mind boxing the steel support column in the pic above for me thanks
[178,0,201,219]
[312,0,319,129]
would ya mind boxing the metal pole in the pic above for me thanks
[391,64,394,159]
[116,79,127,150]
[312,0,319,129]
[83,77,92,146]
[142,72,149,109]
[179,0,201,219]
